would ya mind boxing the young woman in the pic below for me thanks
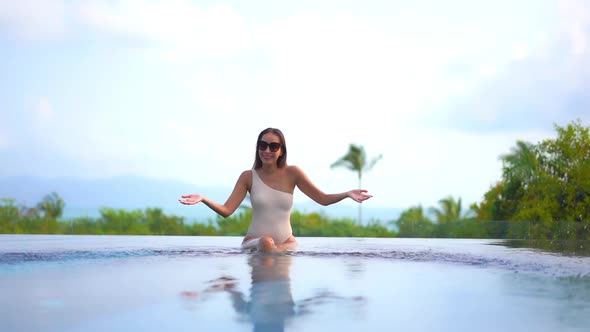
[179,128,373,252]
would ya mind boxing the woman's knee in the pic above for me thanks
[258,236,276,251]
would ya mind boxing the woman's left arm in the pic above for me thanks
[292,166,372,206]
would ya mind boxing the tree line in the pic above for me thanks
[395,120,589,240]
[0,196,394,237]
[1,120,588,240]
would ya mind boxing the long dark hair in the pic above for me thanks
[253,128,287,169]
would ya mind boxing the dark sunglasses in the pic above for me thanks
[258,141,282,152]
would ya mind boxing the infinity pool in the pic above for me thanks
[1,235,589,332]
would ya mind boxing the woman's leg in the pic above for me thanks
[275,235,297,252]
[258,236,277,252]
[241,237,261,250]
[242,235,297,252]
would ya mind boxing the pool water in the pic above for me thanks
[1,235,589,332]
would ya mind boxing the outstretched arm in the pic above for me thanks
[292,166,372,206]
[179,170,250,218]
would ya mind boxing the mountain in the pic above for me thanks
[0,175,225,221]
[0,175,227,207]
[0,176,401,223]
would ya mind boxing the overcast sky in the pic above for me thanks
[1,0,589,210]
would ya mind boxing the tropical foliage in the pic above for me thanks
[394,120,590,240]
[395,205,434,238]
[0,194,394,237]
[2,120,589,241]
[477,120,590,239]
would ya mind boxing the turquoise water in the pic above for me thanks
[1,235,589,332]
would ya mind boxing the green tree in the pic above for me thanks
[216,206,252,236]
[394,205,434,237]
[0,198,20,233]
[483,140,539,223]
[146,208,185,235]
[36,192,64,234]
[500,140,539,184]
[331,144,382,223]
[67,216,101,235]
[98,208,148,235]
[474,140,540,225]
[428,196,474,237]
[506,120,590,226]
[479,119,590,239]
[429,195,469,223]
[37,192,64,219]
[535,120,590,223]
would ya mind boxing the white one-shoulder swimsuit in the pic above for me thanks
[246,169,294,244]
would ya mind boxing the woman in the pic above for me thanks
[179,128,373,252]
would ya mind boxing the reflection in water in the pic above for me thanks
[182,254,366,332]
[229,254,295,331]
[496,239,590,256]
[502,271,590,330]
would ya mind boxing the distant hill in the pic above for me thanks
[0,175,401,223]
[0,175,226,221]
[0,175,228,207]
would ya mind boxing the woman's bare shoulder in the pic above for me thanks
[237,169,253,185]
[285,165,303,172]
[285,165,306,178]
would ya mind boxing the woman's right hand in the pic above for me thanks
[179,194,205,205]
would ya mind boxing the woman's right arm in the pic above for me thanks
[179,170,250,218]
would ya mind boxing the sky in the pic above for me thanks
[1,0,589,211]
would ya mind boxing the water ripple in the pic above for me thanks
[1,244,589,278]
[294,249,590,278]
[0,247,242,265]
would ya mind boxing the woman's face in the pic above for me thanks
[258,133,282,166]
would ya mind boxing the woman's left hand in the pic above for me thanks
[348,189,373,203]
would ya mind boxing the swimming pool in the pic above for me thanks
[1,235,589,332]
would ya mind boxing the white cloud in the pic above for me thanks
[1,0,250,56]
[0,0,66,40]
[34,97,56,123]
[511,45,530,61]
[253,12,449,130]
[439,0,590,132]
[0,106,10,149]
[559,0,590,56]
[0,130,8,149]
[73,0,249,57]
[165,120,198,142]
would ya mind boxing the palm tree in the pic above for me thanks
[331,144,382,224]
[429,195,468,223]
[500,140,538,184]
[36,192,65,234]
[37,192,65,219]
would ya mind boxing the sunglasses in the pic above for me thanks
[258,141,282,152]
